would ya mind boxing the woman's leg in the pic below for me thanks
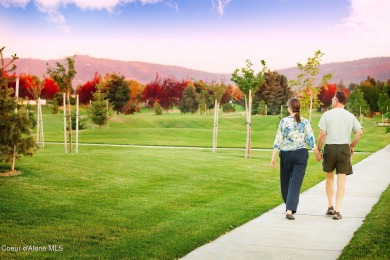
[285,149,308,213]
[280,151,292,205]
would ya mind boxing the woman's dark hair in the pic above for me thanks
[335,91,348,105]
[288,98,301,123]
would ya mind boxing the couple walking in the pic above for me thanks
[271,92,363,220]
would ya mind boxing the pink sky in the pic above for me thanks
[1,0,390,73]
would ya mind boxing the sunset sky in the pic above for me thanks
[1,0,389,73]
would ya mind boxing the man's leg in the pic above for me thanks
[325,172,334,208]
[335,173,346,213]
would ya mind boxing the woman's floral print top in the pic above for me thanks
[273,116,316,151]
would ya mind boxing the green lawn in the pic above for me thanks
[0,107,388,259]
[339,185,390,259]
[41,106,389,152]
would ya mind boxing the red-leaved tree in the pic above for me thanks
[318,83,350,110]
[77,72,100,105]
[318,83,337,109]
[17,74,39,100]
[143,74,188,110]
[221,84,243,104]
[41,77,60,100]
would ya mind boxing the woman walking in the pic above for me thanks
[271,98,321,220]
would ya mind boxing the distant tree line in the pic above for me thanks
[6,55,390,119]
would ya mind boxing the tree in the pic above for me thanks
[337,80,347,91]
[359,76,380,113]
[142,74,187,111]
[41,77,60,101]
[124,79,145,114]
[179,83,199,114]
[231,59,267,158]
[154,101,162,115]
[378,93,390,124]
[0,46,37,171]
[47,56,77,152]
[193,80,212,114]
[346,88,369,116]
[318,83,337,109]
[77,72,99,105]
[289,50,332,122]
[104,73,130,115]
[25,75,44,102]
[88,82,110,128]
[19,74,45,148]
[17,73,40,100]
[254,71,292,114]
[221,84,243,104]
[210,81,227,152]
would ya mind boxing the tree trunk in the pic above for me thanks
[11,146,16,171]
[67,91,72,152]
[245,90,252,159]
[212,99,219,153]
[309,90,313,122]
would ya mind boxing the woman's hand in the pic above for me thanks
[271,157,276,168]
[271,148,278,168]
[313,148,322,162]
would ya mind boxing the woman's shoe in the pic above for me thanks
[286,213,295,220]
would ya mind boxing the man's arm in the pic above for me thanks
[350,129,363,155]
[317,130,327,151]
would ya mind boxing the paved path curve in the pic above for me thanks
[181,145,390,260]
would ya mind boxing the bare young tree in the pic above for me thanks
[231,60,267,158]
[47,57,77,152]
[289,50,332,122]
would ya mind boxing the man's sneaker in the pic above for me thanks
[333,212,342,220]
[326,206,334,215]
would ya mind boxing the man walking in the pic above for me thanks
[317,91,363,220]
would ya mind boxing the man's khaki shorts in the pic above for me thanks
[322,144,352,175]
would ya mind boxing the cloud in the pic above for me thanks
[0,0,170,31]
[344,0,390,36]
[0,0,29,8]
[1,0,227,31]
[211,0,232,15]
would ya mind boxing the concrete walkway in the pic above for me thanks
[182,145,390,260]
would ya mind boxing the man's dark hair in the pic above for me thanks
[335,91,347,105]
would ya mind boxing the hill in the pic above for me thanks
[12,55,231,86]
[277,57,390,86]
[10,55,390,87]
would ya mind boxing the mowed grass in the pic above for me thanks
[42,107,279,148]
[40,106,389,151]
[0,106,388,258]
[339,185,390,259]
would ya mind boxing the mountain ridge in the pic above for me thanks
[278,56,390,86]
[10,55,390,87]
